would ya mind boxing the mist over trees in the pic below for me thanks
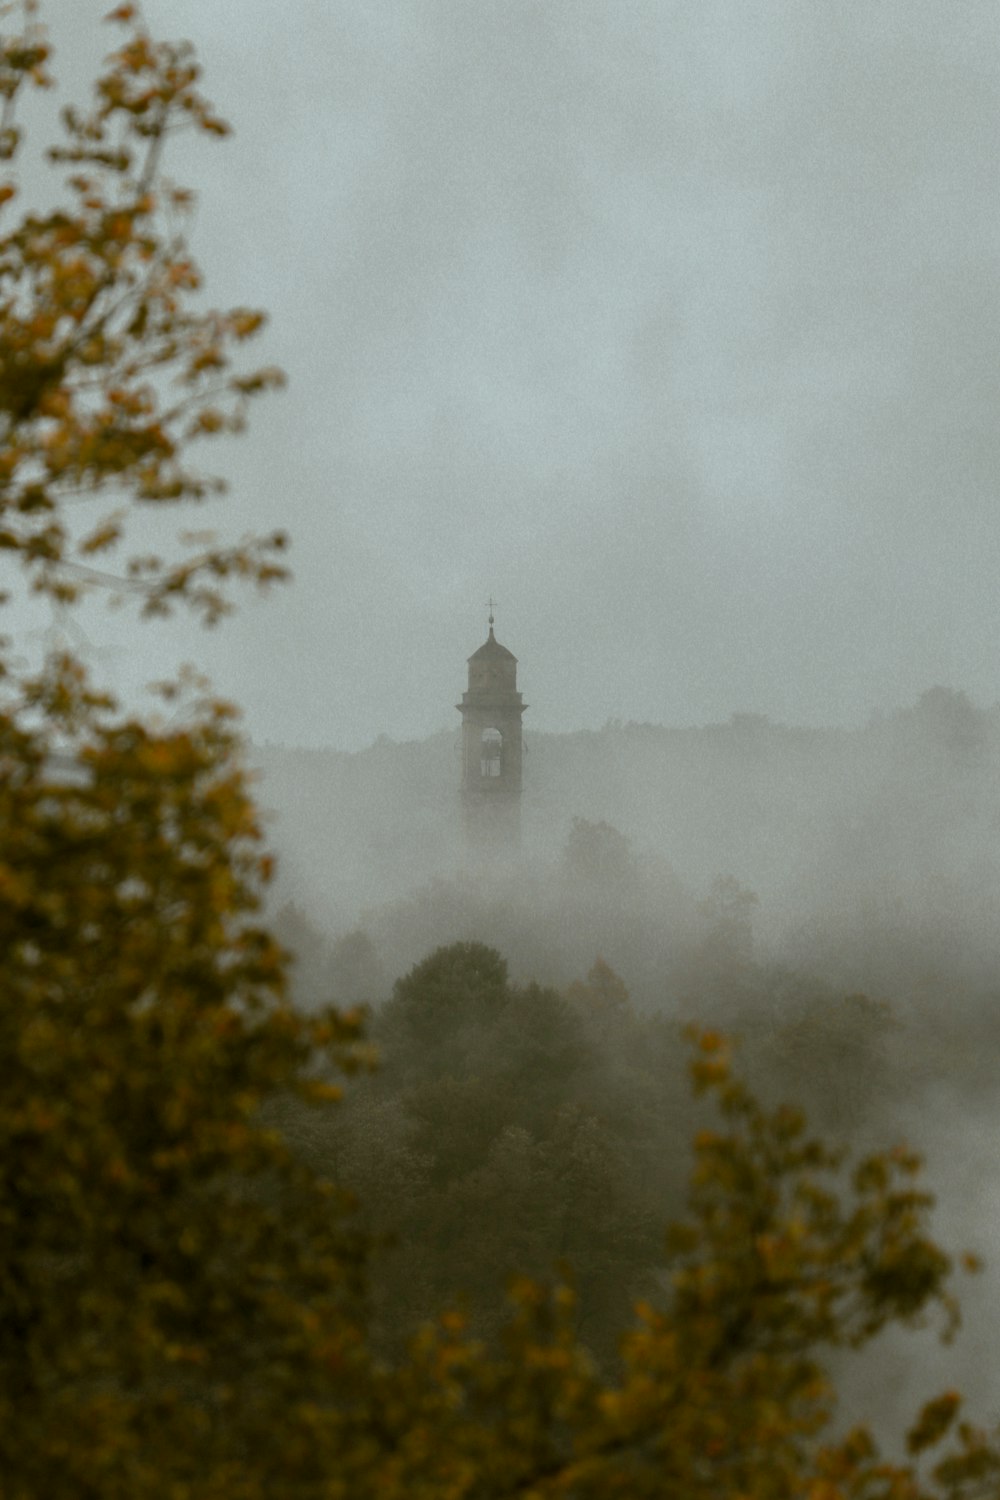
[260,684,1000,1012]
[265,691,1000,1444]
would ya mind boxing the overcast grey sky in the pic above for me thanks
[25,0,1000,747]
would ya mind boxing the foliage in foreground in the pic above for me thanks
[1,4,1000,1496]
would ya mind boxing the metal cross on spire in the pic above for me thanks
[486,594,499,630]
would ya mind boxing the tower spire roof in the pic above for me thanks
[469,593,516,660]
[468,631,517,663]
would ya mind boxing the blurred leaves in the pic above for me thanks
[0,0,286,628]
[0,652,373,1493]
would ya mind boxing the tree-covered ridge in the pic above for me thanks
[255,689,1000,999]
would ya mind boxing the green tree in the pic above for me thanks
[697,872,759,971]
[329,926,386,1007]
[565,955,632,1018]
[377,939,511,1065]
[564,816,637,888]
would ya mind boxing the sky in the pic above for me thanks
[15,0,1000,748]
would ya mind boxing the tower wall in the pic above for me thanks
[457,625,526,849]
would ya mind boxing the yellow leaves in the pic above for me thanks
[687,1026,740,1098]
[106,382,155,417]
[164,1342,208,1366]
[37,384,71,419]
[14,1099,59,1133]
[697,1028,727,1053]
[18,1012,60,1061]
[891,1148,926,1183]
[104,209,133,241]
[186,343,224,376]
[79,514,123,555]
[192,406,225,434]
[755,1230,798,1282]
[76,335,107,366]
[109,35,157,84]
[908,1392,961,1456]
[133,735,190,775]
[691,1055,730,1091]
[1,40,51,89]
[229,308,264,340]
[300,1080,343,1105]
[233,364,287,396]
[0,12,285,628]
[852,1153,888,1194]
[210,1008,241,1040]
[165,256,199,289]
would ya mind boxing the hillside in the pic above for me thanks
[252,685,1000,1003]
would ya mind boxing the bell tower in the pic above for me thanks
[457,601,526,845]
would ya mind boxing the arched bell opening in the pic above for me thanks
[480,726,502,778]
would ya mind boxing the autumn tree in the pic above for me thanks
[0,5,372,1494]
[286,1029,993,1500]
[1,6,999,1499]
[0,0,287,620]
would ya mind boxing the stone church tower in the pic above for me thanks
[457,606,526,845]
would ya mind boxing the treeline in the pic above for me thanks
[255,686,1000,928]
[273,804,1000,1401]
[271,923,903,1368]
[257,687,1000,1017]
[276,792,1000,1107]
